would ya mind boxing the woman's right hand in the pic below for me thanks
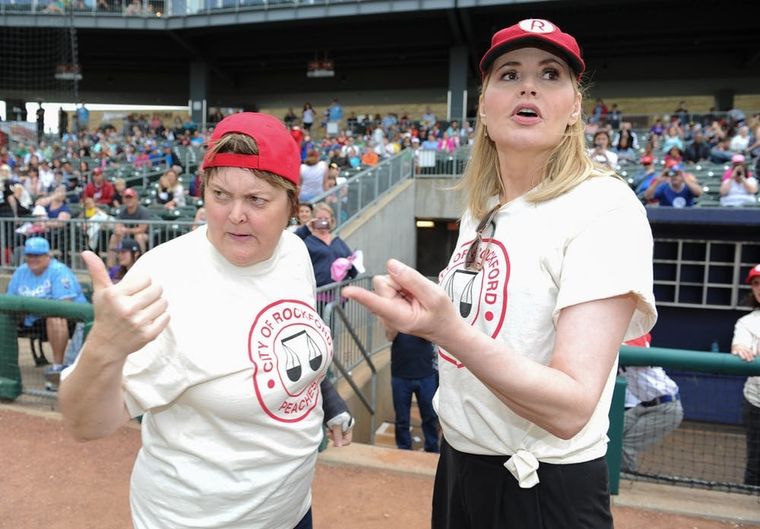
[342,259,461,345]
[82,251,170,360]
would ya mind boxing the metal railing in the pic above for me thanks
[308,149,414,233]
[0,0,363,17]
[0,216,199,272]
[414,146,470,177]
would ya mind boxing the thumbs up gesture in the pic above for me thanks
[81,250,170,360]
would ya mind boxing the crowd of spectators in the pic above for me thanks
[584,103,759,208]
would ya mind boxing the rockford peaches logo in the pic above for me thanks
[248,299,332,422]
[437,235,510,367]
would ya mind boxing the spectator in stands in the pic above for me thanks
[7,237,86,381]
[327,99,344,126]
[588,130,618,169]
[81,196,114,252]
[288,202,313,233]
[111,177,126,207]
[660,124,685,154]
[108,237,142,283]
[107,187,150,267]
[633,155,659,200]
[161,142,184,173]
[421,106,437,129]
[82,167,115,206]
[710,137,735,164]
[684,131,711,163]
[36,185,71,227]
[344,19,655,529]
[22,168,45,201]
[60,112,352,529]
[608,103,622,130]
[384,326,440,453]
[283,107,297,128]
[720,157,758,207]
[299,149,327,202]
[730,264,760,487]
[649,117,665,140]
[730,125,751,153]
[302,102,315,132]
[663,146,683,167]
[613,131,637,165]
[612,122,639,151]
[673,101,690,125]
[620,333,683,473]
[437,131,458,154]
[296,201,358,295]
[360,146,379,167]
[590,98,608,125]
[156,169,186,210]
[644,164,702,207]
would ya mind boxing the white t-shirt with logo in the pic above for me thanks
[435,176,657,483]
[120,226,330,529]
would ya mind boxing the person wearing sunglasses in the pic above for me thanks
[344,18,656,529]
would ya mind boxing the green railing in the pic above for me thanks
[0,294,93,400]
[608,345,760,495]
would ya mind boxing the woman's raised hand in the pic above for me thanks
[81,250,170,360]
[342,259,459,344]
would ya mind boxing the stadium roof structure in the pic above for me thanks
[1,0,759,107]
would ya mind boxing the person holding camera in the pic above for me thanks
[720,157,758,207]
[644,163,702,207]
[588,130,618,169]
[295,202,359,314]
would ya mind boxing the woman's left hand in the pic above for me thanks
[325,411,354,448]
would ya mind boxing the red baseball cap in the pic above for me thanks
[202,112,300,186]
[746,264,760,284]
[479,18,585,78]
[640,155,654,165]
[123,188,138,198]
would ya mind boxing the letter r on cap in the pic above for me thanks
[519,19,555,34]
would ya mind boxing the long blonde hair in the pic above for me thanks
[457,73,614,220]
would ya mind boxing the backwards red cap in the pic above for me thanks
[479,18,585,79]
[202,112,300,186]
[746,264,760,284]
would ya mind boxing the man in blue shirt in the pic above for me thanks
[7,237,87,377]
[385,327,440,453]
[643,164,703,207]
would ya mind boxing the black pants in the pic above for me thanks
[432,439,613,529]
[744,399,760,486]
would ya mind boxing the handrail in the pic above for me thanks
[0,294,93,321]
[307,149,414,233]
[619,345,760,375]
[322,300,377,444]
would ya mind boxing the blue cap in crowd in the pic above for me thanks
[24,237,50,255]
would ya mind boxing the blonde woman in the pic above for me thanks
[345,18,656,528]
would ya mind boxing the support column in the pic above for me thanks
[189,62,208,130]
[447,46,468,123]
[714,89,735,112]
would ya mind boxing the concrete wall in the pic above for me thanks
[339,179,417,276]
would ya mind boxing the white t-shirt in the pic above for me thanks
[732,309,760,408]
[108,226,331,528]
[299,161,327,202]
[435,176,657,485]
